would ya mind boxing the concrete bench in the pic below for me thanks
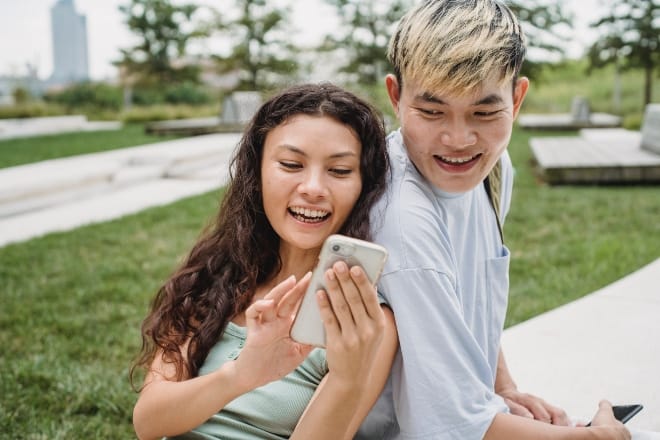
[0,115,121,140]
[145,91,262,136]
[518,97,622,131]
[529,104,660,184]
[502,257,660,431]
[0,133,241,218]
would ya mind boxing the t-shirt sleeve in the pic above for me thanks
[380,267,508,439]
[375,177,508,439]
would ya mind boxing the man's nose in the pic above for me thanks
[440,118,477,148]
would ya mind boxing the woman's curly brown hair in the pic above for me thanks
[130,82,390,388]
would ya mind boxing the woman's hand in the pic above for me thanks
[317,261,386,389]
[235,273,313,390]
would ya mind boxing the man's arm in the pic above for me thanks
[484,401,630,440]
[495,348,570,425]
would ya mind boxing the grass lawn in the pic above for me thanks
[0,126,658,437]
[0,124,181,170]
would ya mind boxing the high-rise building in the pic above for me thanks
[50,0,89,83]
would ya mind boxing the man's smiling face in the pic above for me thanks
[386,74,528,193]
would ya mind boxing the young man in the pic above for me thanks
[359,1,631,439]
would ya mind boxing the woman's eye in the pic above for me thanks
[279,161,301,170]
[330,168,353,176]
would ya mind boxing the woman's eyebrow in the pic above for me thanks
[277,144,358,159]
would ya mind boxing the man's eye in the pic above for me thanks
[475,110,498,117]
[419,108,441,116]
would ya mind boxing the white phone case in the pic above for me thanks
[290,234,388,347]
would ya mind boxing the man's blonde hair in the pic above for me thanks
[388,0,526,95]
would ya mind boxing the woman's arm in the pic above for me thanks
[133,351,252,440]
[133,275,313,440]
[291,263,399,440]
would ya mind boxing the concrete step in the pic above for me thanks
[0,132,241,218]
[502,258,660,431]
[0,115,122,140]
[0,176,226,247]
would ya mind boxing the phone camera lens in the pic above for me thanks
[332,244,341,252]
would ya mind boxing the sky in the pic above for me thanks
[0,0,605,81]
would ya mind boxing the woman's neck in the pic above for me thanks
[231,244,320,326]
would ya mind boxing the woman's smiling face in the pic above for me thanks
[261,114,363,255]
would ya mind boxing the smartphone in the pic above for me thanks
[586,404,643,426]
[290,234,388,347]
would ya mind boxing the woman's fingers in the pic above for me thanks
[263,275,296,302]
[349,265,382,321]
[246,299,276,324]
[324,262,357,333]
[317,289,341,341]
[277,272,311,318]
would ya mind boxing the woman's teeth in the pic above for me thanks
[289,207,330,223]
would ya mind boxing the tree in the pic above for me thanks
[505,0,573,80]
[587,0,659,106]
[212,0,300,91]
[321,0,571,85]
[116,0,208,86]
[321,0,412,86]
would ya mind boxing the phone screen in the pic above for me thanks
[612,404,643,424]
[585,404,643,426]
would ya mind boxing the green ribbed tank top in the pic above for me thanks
[168,322,328,440]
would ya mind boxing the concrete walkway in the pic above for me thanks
[1,133,658,433]
[0,132,241,247]
[0,115,122,140]
[502,257,660,432]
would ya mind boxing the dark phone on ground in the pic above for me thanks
[586,404,643,427]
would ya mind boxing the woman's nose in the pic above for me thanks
[298,170,328,199]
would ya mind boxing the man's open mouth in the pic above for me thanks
[435,153,482,165]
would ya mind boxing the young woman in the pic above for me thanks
[130,83,398,440]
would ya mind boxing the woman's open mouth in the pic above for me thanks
[288,206,331,223]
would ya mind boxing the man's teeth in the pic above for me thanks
[440,155,476,164]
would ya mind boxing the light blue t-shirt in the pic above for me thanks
[357,130,512,439]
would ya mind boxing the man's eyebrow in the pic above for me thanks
[416,92,505,106]
[473,94,504,106]
[418,92,445,104]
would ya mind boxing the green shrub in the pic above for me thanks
[163,82,212,105]
[0,102,67,119]
[119,104,218,123]
[44,82,123,111]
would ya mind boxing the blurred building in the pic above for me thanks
[50,0,89,84]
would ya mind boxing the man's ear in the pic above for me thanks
[385,74,401,118]
[512,77,529,119]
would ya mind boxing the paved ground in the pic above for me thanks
[0,115,123,140]
[0,132,241,247]
[1,132,658,434]
[502,258,660,433]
